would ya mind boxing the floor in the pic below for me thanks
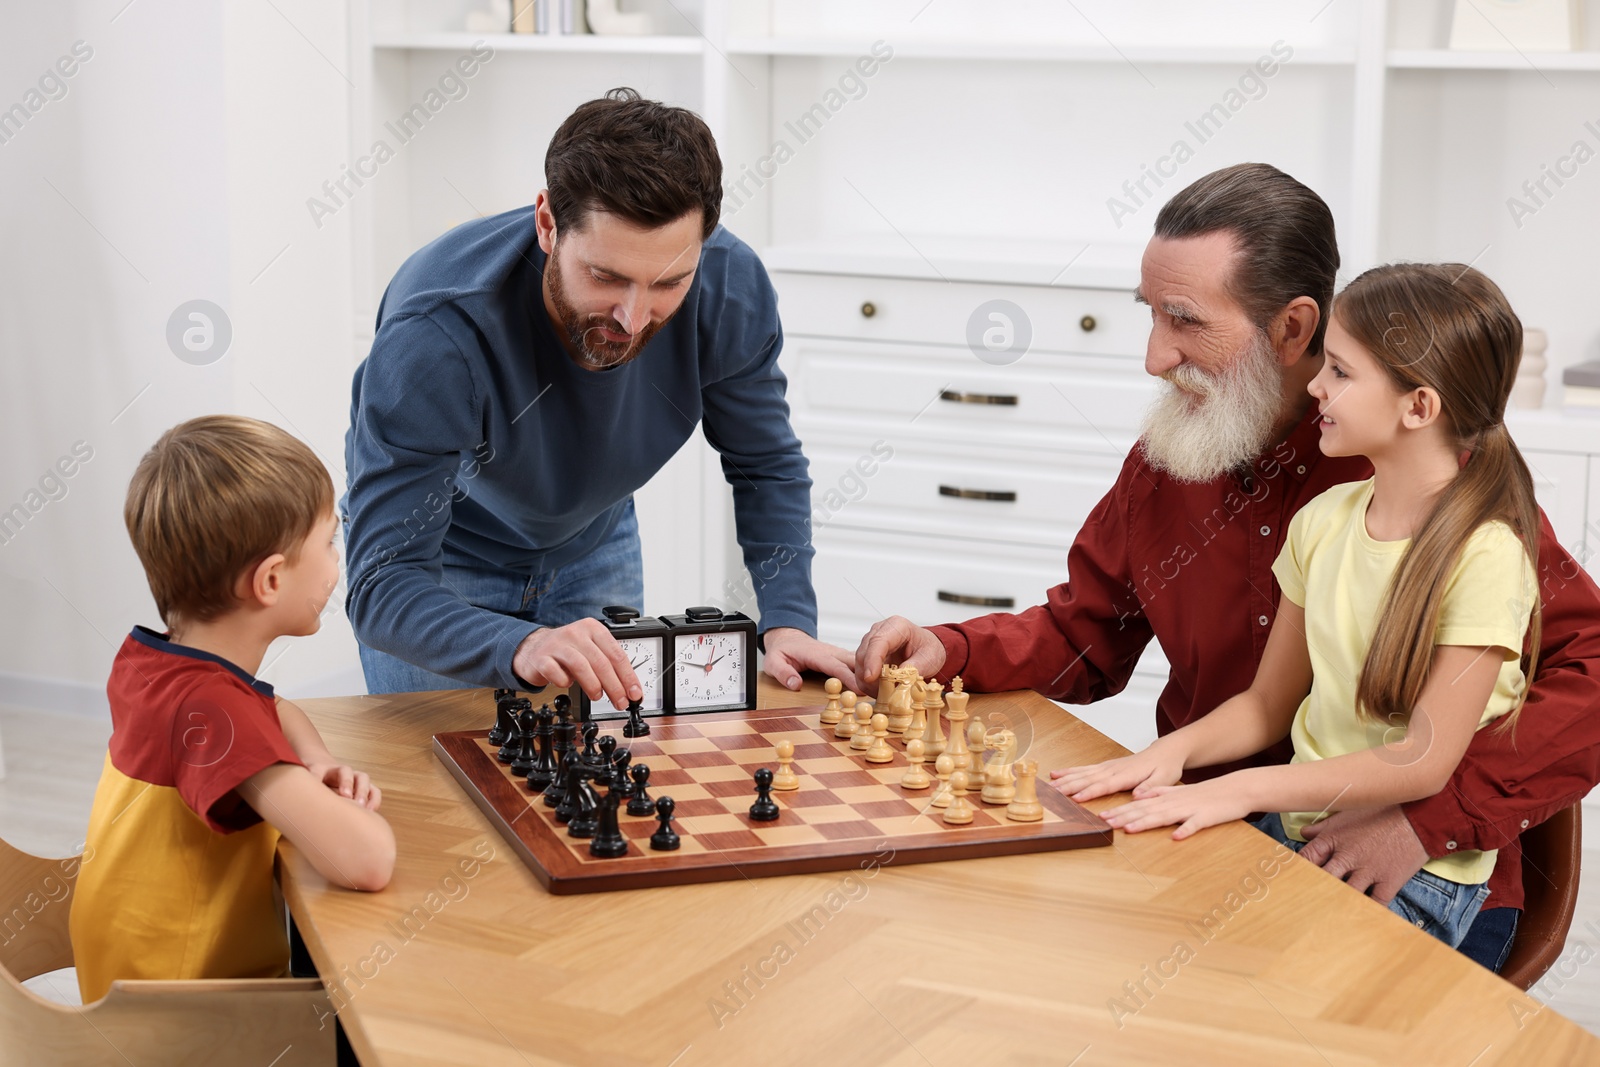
[2,701,1597,1035]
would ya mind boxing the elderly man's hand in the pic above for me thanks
[853,616,947,695]
[1297,805,1430,904]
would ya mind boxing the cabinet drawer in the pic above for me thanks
[784,338,1157,457]
[773,271,1146,357]
[805,441,1119,548]
[813,527,1064,634]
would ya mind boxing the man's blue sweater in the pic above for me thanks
[339,207,815,688]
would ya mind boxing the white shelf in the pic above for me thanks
[373,31,705,55]
[726,37,1357,65]
[1387,48,1600,71]
[762,234,1144,290]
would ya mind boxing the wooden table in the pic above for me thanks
[281,680,1597,1066]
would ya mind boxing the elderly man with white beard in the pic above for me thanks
[851,162,1600,974]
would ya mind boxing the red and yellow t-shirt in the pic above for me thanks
[70,626,303,1002]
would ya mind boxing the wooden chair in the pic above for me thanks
[0,836,334,1066]
[1500,802,1584,990]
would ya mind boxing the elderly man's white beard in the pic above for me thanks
[1140,330,1283,483]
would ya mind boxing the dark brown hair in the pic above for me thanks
[1335,264,1541,731]
[124,415,334,626]
[1154,162,1340,355]
[545,87,722,241]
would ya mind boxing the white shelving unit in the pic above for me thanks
[346,0,1600,648]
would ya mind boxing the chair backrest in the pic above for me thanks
[1500,803,1584,990]
[0,837,80,983]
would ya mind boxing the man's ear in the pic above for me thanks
[533,189,556,256]
[1272,296,1322,366]
[1401,386,1444,430]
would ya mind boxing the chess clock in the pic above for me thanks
[577,606,667,721]
[663,607,758,714]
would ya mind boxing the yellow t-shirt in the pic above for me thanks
[1270,479,1535,885]
[70,627,302,1002]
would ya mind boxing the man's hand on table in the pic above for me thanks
[761,627,858,692]
[1297,805,1430,904]
[512,620,642,709]
[853,615,947,695]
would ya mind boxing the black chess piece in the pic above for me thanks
[543,715,577,808]
[622,698,650,738]
[554,692,574,722]
[596,734,618,774]
[580,722,600,766]
[548,747,578,813]
[497,700,527,764]
[649,796,680,851]
[525,708,557,793]
[509,703,538,777]
[588,790,629,859]
[626,763,655,817]
[487,688,517,747]
[611,751,635,800]
[749,767,780,822]
[566,767,602,838]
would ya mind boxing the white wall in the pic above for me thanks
[0,0,358,714]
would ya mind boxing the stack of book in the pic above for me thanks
[1562,360,1600,411]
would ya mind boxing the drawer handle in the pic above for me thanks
[938,389,1018,407]
[938,485,1017,503]
[860,301,877,318]
[938,591,1016,609]
[1080,314,1097,332]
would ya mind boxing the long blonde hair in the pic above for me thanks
[1333,264,1541,730]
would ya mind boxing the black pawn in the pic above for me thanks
[596,734,618,775]
[626,764,655,817]
[749,767,780,822]
[525,708,557,793]
[588,790,629,859]
[611,751,635,800]
[622,698,650,738]
[509,703,538,777]
[580,722,600,766]
[487,688,517,747]
[649,796,680,851]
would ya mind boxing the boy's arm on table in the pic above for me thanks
[239,763,396,892]
[276,696,381,808]
[1052,597,1313,802]
[1104,642,1504,838]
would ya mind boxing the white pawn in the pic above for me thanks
[849,699,875,751]
[931,753,954,808]
[773,739,799,791]
[900,738,931,790]
[966,719,989,793]
[820,677,843,725]
[834,694,862,740]
[865,713,894,764]
[943,770,975,825]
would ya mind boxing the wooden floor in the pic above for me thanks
[5,701,1598,1038]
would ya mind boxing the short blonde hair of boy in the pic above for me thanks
[124,415,334,626]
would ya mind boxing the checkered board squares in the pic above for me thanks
[433,705,1111,895]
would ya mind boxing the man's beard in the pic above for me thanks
[1139,329,1283,483]
[546,245,672,369]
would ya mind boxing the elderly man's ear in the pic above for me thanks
[1271,296,1322,366]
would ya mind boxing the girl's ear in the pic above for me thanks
[1401,386,1443,430]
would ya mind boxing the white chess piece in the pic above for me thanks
[773,739,799,791]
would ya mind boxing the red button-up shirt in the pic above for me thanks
[930,404,1600,911]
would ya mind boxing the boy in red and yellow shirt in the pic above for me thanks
[71,415,395,1002]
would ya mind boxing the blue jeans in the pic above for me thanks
[355,500,645,695]
[1253,812,1492,951]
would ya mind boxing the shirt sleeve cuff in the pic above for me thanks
[755,611,816,640]
[498,621,542,690]
[929,625,969,687]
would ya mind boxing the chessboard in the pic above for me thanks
[434,702,1112,895]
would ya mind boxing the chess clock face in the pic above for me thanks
[663,606,758,714]
[578,606,668,720]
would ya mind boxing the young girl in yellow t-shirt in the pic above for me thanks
[1053,263,1541,947]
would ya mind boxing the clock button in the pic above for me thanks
[685,606,724,622]
[603,605,641,624]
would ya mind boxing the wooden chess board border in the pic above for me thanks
[433,704,1113,895]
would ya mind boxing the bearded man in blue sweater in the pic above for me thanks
[341,88,849,705]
